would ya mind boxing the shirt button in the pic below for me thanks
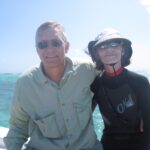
[44,80,48,84]
[65,143,69,148]
[57,87,61,90]
[62,103,65,106]
[40,120,44,124]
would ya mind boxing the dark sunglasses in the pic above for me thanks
[37,39,63,49]
[98,39,122,50]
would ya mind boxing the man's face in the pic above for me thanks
[36,28,69,69]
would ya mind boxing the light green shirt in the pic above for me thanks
[4,58,100,150]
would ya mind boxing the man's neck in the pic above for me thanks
[43,63,66,84]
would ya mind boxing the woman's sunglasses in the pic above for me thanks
[97,39,123,50]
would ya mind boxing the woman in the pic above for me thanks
[88,28,150,150]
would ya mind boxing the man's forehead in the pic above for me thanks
[36,26,67,43]
[38,28,60,35]
[37,28,62,38]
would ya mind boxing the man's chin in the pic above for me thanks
[45,62,62,68]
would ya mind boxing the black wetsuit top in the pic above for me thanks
[91,68,150,150]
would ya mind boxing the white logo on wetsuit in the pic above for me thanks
[117,94,135,113]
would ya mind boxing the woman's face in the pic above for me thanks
[96,39,124,68]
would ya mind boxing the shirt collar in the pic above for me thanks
[37,57,74,84]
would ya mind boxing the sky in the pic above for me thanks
[0,0,150,73]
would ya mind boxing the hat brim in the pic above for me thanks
[94,37,131,47]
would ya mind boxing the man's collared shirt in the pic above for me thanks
[4,58,98,150]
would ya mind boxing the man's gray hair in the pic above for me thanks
[35,21,68,43]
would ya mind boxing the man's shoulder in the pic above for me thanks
[71,59,95,70]
[20,64,39,76]
[17,64,40,82]
[69,58,102,77]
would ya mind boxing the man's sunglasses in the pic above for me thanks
[97,39,122,50]
[37,39,63,49]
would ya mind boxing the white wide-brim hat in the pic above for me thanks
[88,28,133,61]
[94,28,131,47]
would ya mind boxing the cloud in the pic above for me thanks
[141,0,150,5]
[140,0,150,14]
[146,6,150,13]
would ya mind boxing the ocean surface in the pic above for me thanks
[0,70,150,139]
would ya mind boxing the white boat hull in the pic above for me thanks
[0,127,8,150]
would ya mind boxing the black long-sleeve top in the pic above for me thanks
[91,68,150,150]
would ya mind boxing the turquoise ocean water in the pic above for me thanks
[0,73,19,127]
[0,70,150,139]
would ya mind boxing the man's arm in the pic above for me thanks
[4,80,29,150]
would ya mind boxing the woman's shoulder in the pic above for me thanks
[126,69,149,87]
[127,69,148,80]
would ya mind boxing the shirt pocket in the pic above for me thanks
[34,113,62,138]
[74,102,92,131]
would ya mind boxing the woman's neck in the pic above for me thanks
[104,63,123,76]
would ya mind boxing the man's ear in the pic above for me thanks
[65,42,70,53]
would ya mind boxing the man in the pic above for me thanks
[4,21,102,150]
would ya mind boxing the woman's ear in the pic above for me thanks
[94,50,99,61]
[121,48,125,56]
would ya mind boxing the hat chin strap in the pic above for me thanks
[110,63,117,76]
[105,62,118,76]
